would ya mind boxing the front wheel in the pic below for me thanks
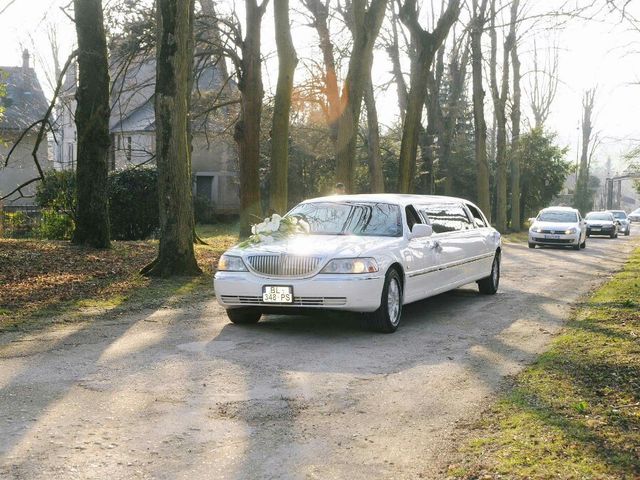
[226,308,262,324]
[580,237,586,249]
[478,251,500,295]
[366,269,403,333]
[528,242,535,249]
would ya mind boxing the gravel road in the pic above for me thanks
[1,235,638,479]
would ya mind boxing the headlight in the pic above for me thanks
[565,227,577,235]
[320,257,379,274]
[217,254,247,272]
[530,225,542,233]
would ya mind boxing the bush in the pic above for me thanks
[36,209,74,240]
[1,211,33,238]
[193,194,216,224]
[36,170,76,217]
[108,168,159,240]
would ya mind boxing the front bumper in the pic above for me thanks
[214,271,385,312]
[529,231,580,246]
[587,225,616,235]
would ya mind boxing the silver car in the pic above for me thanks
[606,210,631,236]
[528,207,587,250]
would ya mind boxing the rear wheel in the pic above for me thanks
[226,308,262,324]
[366,269,403,333]
[478,251,500,295]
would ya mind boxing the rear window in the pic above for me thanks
[416,204,473,233]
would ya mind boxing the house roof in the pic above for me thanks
[100,56,235,133]
[0,64,49,132]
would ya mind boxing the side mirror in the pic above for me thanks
[411,224,433,238]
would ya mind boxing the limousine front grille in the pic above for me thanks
[220,295,347,307]
[247,255,322,277]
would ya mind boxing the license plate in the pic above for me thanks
[591,227,601,231]
[262,285,293,303]
[544,234,561,239]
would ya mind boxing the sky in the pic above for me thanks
[1,0,640,179]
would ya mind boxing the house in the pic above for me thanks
[0,50,52,209]
[55,55,240,214]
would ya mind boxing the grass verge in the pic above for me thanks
[450,247,640,479]
[0,223,239,331]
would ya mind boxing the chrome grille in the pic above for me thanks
[220,295,347,306]
[247,255,322,277]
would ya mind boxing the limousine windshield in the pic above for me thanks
[288,201,403,237]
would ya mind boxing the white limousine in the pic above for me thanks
[214,194,501,332]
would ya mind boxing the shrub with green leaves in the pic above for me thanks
[37,209,74,240]
[108,168,159,240]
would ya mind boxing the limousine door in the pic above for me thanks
[401,206,441,303]
[416,203,488,288]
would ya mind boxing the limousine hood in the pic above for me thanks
[228,234,400,259]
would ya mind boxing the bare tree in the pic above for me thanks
[72,0,111,248]
[396,0,460,193]
[334,0,388,192]
[509,0,521,231]
[528,41,559,128]
[142,0,201,276]
[470,0,491,219]
[488,0,515,233]
[234,0,270,237]
[269,0,298,213]
[574,88,597,214]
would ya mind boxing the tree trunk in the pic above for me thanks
[334,0,388,193]
[471,0,490,220]
[364,76,385,192]
[489,0,512,233]
[269,0,297,214]
[509,1,522,231]
[72,0,111,249]
[142,0,201,276]
[234,0,268,237]
[397,0,460,193]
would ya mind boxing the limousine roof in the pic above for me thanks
[303,193,476,208]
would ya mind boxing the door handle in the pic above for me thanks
[429,240,441,250]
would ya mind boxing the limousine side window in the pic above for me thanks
[418,204,473,233]
[466,203,487,228]
[405,205,422,231]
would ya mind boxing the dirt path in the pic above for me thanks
[1,236,638,479]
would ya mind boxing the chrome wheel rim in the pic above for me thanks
[387,278,401,325]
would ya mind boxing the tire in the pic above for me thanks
[625,231,630,236]
[572,242,580,250]
[528,242,535,249]
[580,238,586,249]
[226,308,262,324]
[366,268,403,333]
[478,251,500,295]
[610,232,617,239]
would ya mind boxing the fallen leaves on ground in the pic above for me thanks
[0,237,231,328]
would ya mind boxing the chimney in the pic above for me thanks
[22,49,30,89]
